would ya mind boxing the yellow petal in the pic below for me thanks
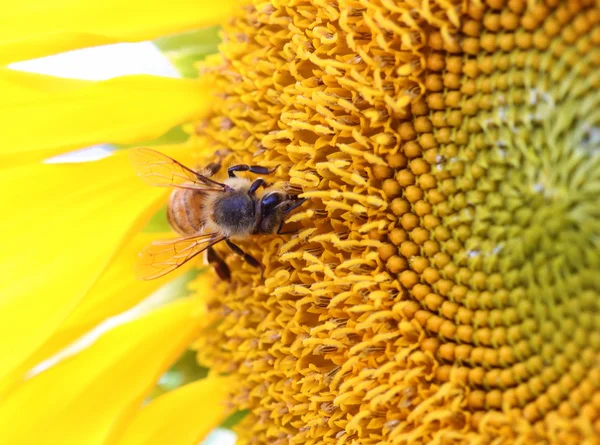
[0,151,167,388]
[0,298,204,445]
[0,0,236,64]
[0,70,211,164]
[111,375,231,445]
[23,231,194,370]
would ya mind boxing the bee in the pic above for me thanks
[129,148,305,280]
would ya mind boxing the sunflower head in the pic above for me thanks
[2,0,600,444]
[189,0,600,443]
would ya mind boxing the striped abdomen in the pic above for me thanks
[166,189,205,236]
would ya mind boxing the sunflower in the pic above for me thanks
[1,0,599,444]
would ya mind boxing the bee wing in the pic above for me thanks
[136,232,225,280]
[128,147,225,191]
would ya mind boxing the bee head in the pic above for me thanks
[258,192,301,234]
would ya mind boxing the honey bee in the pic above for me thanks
[129,148,305,280]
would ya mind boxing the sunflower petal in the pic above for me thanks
[0,0,237,64]
[0,151,167,387]
[0,70,211,164]
[0,298,203,445]
[111,375,231,445]
[21,232,194,370]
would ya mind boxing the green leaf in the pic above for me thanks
[151,349,210,399]
[116,125,189,150]
[141,205,169,232]
[154,27,222,78]
[222,409,249,429]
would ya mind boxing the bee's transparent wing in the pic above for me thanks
[128,147,225,191]
[136,232,225,280]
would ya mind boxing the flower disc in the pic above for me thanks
[191,1,600,443]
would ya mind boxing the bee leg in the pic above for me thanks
[202,149,231,177]
[206,245,231,281]
[225,239,263,277]
[228,164,279,178]
[204,161,222,177]
[277,227,297,235]
[248,178,268,196]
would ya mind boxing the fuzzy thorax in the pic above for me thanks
[202,177,257,238]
